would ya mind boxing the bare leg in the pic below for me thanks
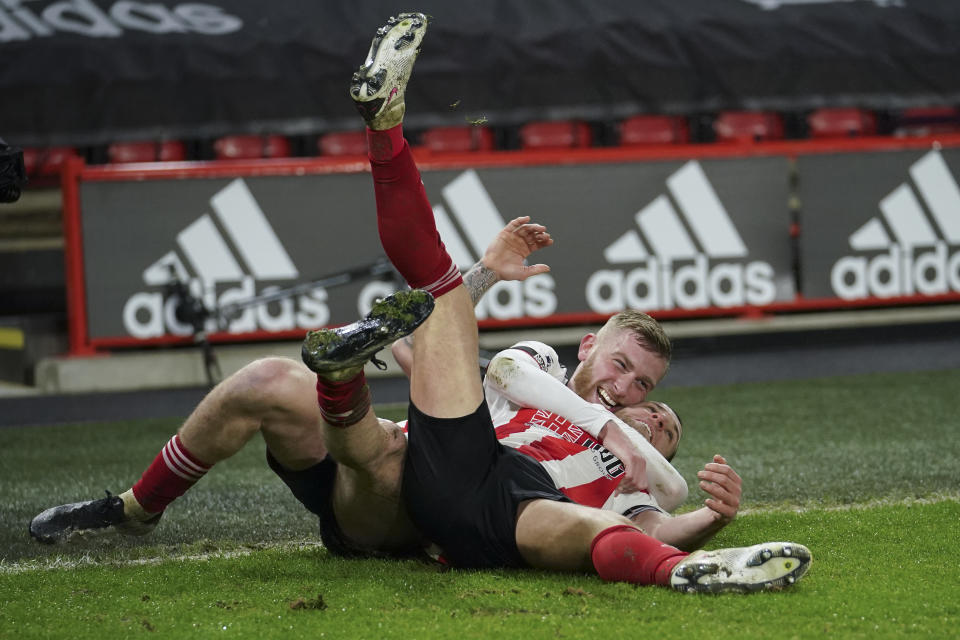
[120,357,326,521]
[409,285,484,417]
[300,291,436,553]
[157,354,419,552]
[514,499,637,571]
[178,357,326,471]
[29,357,330,543]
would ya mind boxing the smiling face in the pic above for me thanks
[569,326,669,412]
[614,401,683,461]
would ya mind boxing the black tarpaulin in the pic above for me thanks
[2,0,959,146]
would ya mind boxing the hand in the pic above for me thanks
[481,216,553,282]
[697,455,741,524]
[600,420,650,495]
[614,452,649,496]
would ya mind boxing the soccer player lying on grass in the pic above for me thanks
[392,272,746,551]
[296,12,810,592]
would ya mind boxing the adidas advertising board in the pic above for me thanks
[577,159,793,313]
[797,148,960,300]
[79,157,794,344]
[81,174,385,341]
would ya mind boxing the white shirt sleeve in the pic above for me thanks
[485,341,610,438]
[484,341,688,512]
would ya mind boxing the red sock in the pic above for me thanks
[316,371,371,427]
[590,525,689,585]
[368,125,462,298]
[367,125,406,162]
[131,434,211,514]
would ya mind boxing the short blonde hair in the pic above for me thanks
[597,310,671,363]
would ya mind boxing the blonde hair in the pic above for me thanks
[597,310,671,363]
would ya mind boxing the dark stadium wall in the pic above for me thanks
[2,0,960,146]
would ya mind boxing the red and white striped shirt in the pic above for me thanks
[483,341,667,518]
[492,406,662,518]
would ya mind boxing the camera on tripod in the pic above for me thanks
[0,138,27,204]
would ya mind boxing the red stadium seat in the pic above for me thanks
[317,130,368,156]
[21,146,76,178]
[893,106,960,137]
[107,140,187,163]
[213,135,291,160]
[422,126,495,153]
[519,120,592,149]
[713,111,784,142]
[807,108,877,138]
[619,115,689,145]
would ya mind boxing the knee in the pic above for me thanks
[576,509,635,541]
[228,357,304,390]
[222,357,313,412]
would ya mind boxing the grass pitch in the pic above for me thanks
[1,369,958,638]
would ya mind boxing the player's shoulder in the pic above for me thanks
[499,340,566,381]
[502,340,557,367]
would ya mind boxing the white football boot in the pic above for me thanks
[350,12,429,130]
[671,541,812,594]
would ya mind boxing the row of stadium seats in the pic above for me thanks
[20,106,960,180]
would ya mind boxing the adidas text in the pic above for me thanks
[0,0,242,42]
[832,242,960,299]
[586,255,775,313]
[123,276,330,339]
[474,277,557,320]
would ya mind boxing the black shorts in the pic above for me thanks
[266,450,396,559]
[401,399,571,569]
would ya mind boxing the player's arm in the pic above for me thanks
[485,346,688,511]
[392,216,552,375]
[629,455,741,551]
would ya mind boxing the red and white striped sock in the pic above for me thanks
[131,434,211,514]
[369,124,463,299]
[316,371,371,428]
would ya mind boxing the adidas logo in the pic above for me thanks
[587,160,776,312]
[432,169,557,320]
[122,178,330,338]
[0,1,243,43]
[831,149,960,299]
[741,0,902,11]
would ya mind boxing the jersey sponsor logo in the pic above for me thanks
[432,169,557,320]
[587,160,776,312]
[0,0,243,42]
[520,409,624,478]
[831,149,960,299]
[122,178,330,338]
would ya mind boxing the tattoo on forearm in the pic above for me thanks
[464,261,499,305]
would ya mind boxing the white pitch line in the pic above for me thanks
[0,540,324,575]
[735,491,959,516]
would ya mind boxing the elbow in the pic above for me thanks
[654,475,689,511]
[485,355,520,391]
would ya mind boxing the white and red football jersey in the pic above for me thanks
[483,341,664,518]
[492,407,663,518]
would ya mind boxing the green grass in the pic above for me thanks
[1,503,957,639]
[1,369,959,638]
